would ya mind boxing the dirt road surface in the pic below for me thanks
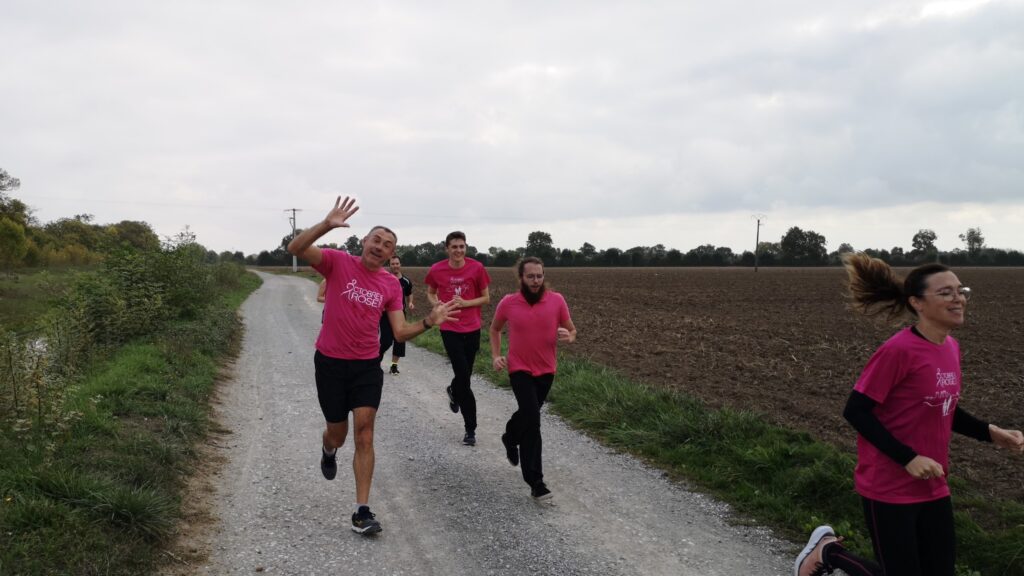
[165,272,794,575]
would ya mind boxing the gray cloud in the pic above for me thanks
[2,0,1021,254]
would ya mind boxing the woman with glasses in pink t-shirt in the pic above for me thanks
[795,254,1023,576]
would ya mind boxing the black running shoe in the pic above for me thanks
[446,385,459,413]
[351,506,382,535]
[389,364,400,375]
[501,433,519,466]
[321,447,337,480]
[531,482,552,502]
[463,432,476,446]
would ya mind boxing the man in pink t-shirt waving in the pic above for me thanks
[425,231,491,446]
[489,257,577,501]
[288,196,458,536]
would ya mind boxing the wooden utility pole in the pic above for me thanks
[752,214,766,272]
[284,208,302,272]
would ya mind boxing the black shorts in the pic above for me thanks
[314,351,383,423]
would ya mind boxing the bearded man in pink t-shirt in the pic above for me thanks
[287,196,459,536]
[489,257,577,502]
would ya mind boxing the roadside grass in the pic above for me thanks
[0,271,261,575]
[412,323,1020,576]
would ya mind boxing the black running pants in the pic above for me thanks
[441,329,480,432]
[505,372,554,487]
[860,495,955,576]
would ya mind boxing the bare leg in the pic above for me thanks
[351,407,377,504]
[323,420,348,450]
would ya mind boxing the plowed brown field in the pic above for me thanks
[404,266,1024,502]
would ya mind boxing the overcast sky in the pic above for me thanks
[2,0,1022,256]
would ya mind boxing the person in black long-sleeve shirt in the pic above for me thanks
[795,254,1023,576]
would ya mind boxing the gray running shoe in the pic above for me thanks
[794,525,836,576]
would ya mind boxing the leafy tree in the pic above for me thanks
[714,246,735,265]
[256,250,275,265]
[490,248,518,267]
[525,231,557,264]
[579,242,597,264]
[650,244,668,266]
[911,229,938,260]
[0,216,28,269]
[106,220,160,252]
[779,227,827,265]
[43,215,104,252]
[756,241,781,266]
[601,247,623,266]
[345,234,362,255]
[958,227,984,256]
[622,246,645,266]
[0,168,20,192]
[558,248,575,266]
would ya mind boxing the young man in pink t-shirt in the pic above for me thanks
[288,196,458,536]
[425,231,491,446]
[489,257,577,501]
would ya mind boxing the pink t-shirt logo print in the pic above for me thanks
[341,278,384,309]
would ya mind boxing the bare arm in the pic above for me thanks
[490,315,507,371]
[317,280,327,303]
[286,196,359,266]
[391,300,461,342]
[557,317,577,344]
[426,285,439,306]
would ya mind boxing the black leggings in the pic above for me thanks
[862,495,955,576]
[821,496,955,576]
[441,329,480,432]
[505,372,554,487]
[378,313,405,360]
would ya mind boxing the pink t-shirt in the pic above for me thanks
[493,291,571,376]
[313,250,403,360]
[853,327,961,504]
[424,257,491,333]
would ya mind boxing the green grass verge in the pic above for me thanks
[0,271,262,575]
[413,326,1022,576]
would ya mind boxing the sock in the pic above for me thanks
[354,503,368,513]
[323,445,336,456]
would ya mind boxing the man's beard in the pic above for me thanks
[520,282,545,305]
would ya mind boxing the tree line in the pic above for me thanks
[252,226,1024,268]
[4,166,1023,270]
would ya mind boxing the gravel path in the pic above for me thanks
[183,271,794,575]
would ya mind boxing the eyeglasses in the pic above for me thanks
[922,287,971,302]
